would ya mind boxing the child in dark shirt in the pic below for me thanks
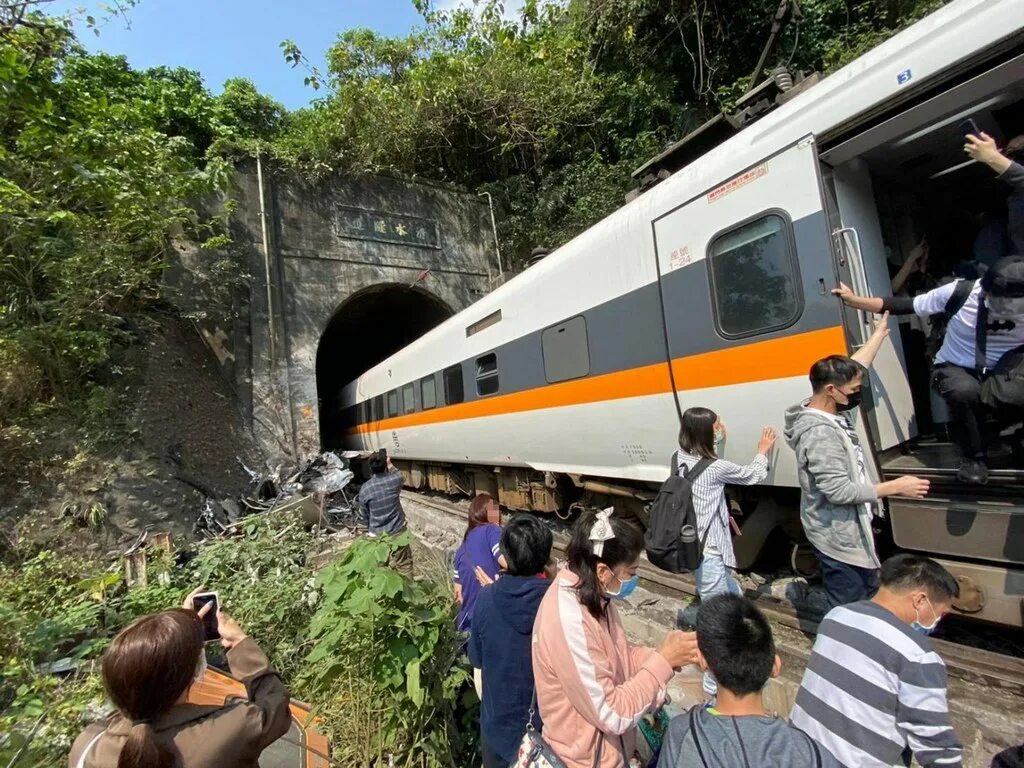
[657,594,837,768]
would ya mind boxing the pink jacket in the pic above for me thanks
[531,569,672,768]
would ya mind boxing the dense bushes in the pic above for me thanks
[0,515,471,767]
[0,0,949,442]
[271,0,952,264]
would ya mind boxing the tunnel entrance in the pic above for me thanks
[316,284,453,449]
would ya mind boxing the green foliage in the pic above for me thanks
[184,512,319,682]
[0,518,468,767]
[0,22,228,417]
[0,548,177,765]
[301,533,472,766]
[0,14,285,433]
[270,0,950,266]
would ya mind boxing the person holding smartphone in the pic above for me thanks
[964,130,1024,256]
[67,588,292,768]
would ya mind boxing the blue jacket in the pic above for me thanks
[468,574,551,763]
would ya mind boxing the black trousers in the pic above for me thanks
[931,364,985,459]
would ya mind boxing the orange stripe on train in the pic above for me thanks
[349,325,846,435]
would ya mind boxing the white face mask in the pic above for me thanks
[986,296,1024,318]
[911,596,941,636]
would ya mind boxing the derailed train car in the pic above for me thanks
[341,0,1024,628]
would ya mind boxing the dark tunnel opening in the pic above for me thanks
[316,284,453,449]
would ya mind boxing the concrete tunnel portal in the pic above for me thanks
[316,284,453,449]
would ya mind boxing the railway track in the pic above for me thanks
[406,491,1024,696]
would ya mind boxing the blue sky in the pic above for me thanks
[47,0,429,110]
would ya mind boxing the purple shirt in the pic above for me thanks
[453,524,502,631]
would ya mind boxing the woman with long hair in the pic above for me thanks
[452,493,508,633]
[68,589,291,768]
[532,510,698,768]
[676,406,776,698]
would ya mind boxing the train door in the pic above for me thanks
[821,162,917,449]
[652,135,853,492]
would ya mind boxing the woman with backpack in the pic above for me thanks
[675,407,777,699]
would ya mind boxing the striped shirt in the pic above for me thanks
[790,601,962,768]
[675,451,769,569]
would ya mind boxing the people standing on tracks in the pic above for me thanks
[791,554,963,768]
[453,493,508,634]
[673,407,777,699]
[357,449,413,576]
[453,493,508,700]
[784,316,931,610]
[67,590,292,768]
[834,253,1024,484]
[964,131,1024,256]
[657,594,838,768]
[532,509,698,768]
[468,515,553,768]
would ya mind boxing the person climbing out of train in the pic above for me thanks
[784,316,931,610]
[468,515,553,768]
[673,406,777,701]
[532,509,698,768]
[963,131,1024,256]
[834,254,1024,485]
[357,449,413,575]
[452,493,508,698]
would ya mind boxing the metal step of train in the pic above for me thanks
[879,441,1024,626]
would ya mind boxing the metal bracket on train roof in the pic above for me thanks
[631,113,742,185]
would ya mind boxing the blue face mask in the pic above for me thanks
[607,574,639,600]
[910,597,940,636]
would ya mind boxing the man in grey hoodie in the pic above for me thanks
[784,314,930,609]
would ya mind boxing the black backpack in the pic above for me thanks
[644,454,714,573]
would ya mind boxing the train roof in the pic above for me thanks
[344,0,1023,399]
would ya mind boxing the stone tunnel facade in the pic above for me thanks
[176,161,498,459]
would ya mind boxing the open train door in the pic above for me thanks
[652,135,889,498]
[820,161,917,449]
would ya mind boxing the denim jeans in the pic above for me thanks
[814,547,878,610]
[694,552,741,697]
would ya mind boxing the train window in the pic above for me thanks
[466,309,502,337]
[387,389,398,417]
[542,316,590,383]
[401,383,415,414]
[707,213,802,338]
[421,375,437,410]
[373,395,383,421]
[443,364,464,405]
[476,353,499,396]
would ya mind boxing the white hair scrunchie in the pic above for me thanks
[589,508,616,558]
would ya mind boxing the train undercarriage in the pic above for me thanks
[389,458,1022,629]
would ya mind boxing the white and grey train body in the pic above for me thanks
[341,0,1024,628]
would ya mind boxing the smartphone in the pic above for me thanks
[191,592,221,641]
[960,118,981,139]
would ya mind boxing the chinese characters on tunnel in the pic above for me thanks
[334,205,440,249]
